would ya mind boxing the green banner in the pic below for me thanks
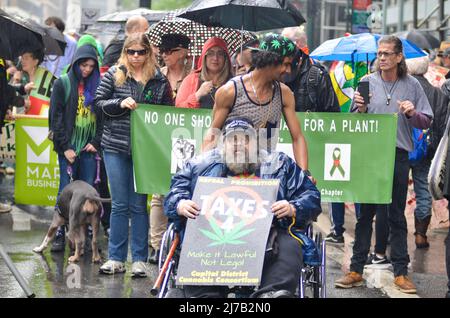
[15,116,59,206]
[277,112,397,203]
[132,105,397,203]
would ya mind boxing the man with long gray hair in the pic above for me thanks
[335,36,433,294]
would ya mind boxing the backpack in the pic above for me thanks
[305,64,323,108]
[48,74,71,141]
[409,128,428,164]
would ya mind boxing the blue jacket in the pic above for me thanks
[164,149,322,234]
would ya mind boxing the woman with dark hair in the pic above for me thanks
[95,33,173,277]
[176,37,232,109]
[49,45,102,252]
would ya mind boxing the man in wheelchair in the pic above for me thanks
[164,118,322,298]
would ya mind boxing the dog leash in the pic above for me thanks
[94,154,101,185]
[67,165,74,183]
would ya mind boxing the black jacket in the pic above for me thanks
[102,38,124,68]
[413,75,449,159]
[95,66,174,155]
[49,45,102,154]
[285,49,340,113]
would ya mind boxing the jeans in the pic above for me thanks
[374,205,389,255]
[57,151,97,196]
[330,202,361,236]
[104,151,148,263]
[350,148,410,277]
[411,159,432,220]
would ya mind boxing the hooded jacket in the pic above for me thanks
[164,149,322,235]
[175,37,231,108]
[50,45,102,154]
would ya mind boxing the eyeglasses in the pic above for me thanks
[161,48,182,55]
[126,49,148,56]
[377,51,398,58]
[206,50,226,59]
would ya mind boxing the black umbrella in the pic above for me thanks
[24,18,66,56]
[394,29,440,50]
[178,0,306,31]
[147,17,256,57]
[0,10,66,58]
[0,9,44,60]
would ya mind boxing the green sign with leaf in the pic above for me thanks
[176,177,279,286]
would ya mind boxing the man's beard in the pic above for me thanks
[226,161,257,175]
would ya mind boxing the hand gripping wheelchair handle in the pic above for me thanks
[151,233,180,296]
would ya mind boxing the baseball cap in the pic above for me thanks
[222,118,255,137]
[159,33,190,52]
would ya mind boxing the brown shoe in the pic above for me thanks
[335,272,364,288]
[394,275,417,294]
[415,233,430,249]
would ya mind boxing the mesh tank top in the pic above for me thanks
[227,75,283,130]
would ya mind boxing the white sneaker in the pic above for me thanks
[99,260,126,275]
[131,261,148,278]
[0,203,12,214]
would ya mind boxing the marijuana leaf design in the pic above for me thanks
[271,40,281,49]
[287,42,296,52]
[145,89,153,101]
[199,219,255,247]
[260,41,268,50]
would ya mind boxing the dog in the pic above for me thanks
[33,180,110,264]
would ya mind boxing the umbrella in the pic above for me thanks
[309,33,426,63]
[0,9,66,58]
[96,8,169,23]
[146,17,257,57]
[0,9,43,59]
[394,29,440,50]
[178,0,306,32]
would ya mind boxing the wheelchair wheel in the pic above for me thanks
[313,232,326,298]
[159,223,175,271]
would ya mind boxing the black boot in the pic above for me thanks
[148,248,160,264]
[414,216,431,249]
[51,226,66,252]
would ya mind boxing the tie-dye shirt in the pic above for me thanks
[70,85,96,155]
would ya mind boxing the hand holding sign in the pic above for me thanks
[271,200,295,219]
[397,100,416,117]
[177,199,200,219]
[24,82,35,94]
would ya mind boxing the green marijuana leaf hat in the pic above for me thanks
[251,33,296,58]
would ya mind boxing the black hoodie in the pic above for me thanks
[49,45,102,154]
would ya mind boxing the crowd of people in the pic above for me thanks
[0,13,450,298]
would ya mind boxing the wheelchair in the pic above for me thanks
[151,222,326,298]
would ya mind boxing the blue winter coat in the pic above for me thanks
[164,149,322,234]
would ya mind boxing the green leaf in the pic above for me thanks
[228,228,255,241]
[287,42,296,52]
[226,240,246,245]
[209,218,225,239]
[199,229,222,242]
[225,221,246,237]
[271,40,281,49]
[260,41,268,50]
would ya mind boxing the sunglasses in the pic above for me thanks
[126,49,148,56]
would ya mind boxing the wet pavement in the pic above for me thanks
[1,173,449,298]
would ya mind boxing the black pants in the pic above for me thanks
[374,205,390,255]
[350,148,410,277]
[184,230,303,298]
